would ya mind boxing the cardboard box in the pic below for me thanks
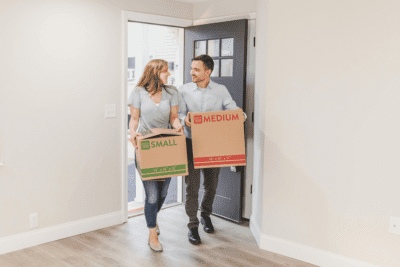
[190,109,246,169]
[136,129,188,180]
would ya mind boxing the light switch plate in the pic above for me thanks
[389,216,400,235]
[105,104,117,118]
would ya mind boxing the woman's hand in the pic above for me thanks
[175,123,184,134]
[129,132,142,149]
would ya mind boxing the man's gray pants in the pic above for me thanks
[185,138,220,229]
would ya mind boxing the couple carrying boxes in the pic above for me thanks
[128,54,246,253]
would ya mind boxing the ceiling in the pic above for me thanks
[172,0,212,3]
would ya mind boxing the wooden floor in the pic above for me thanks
[0,205,318,267]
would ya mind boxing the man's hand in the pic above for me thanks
[185,112,192,128]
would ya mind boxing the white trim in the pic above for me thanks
[123,11,192,28]
[121,11,129,223]
[258,233,379,267]
[0,211,123,255]
[193,12,256,26]
[249,215,261,247]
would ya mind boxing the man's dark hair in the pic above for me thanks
[192,54,214,72]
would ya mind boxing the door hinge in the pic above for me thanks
[253,37,256,47]
[250,185,252,194]
[252,112,254,122]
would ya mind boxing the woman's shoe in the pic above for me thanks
[156,222,160,235]
[148,239,163,252]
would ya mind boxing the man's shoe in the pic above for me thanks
[188,227,201,245]
[200,216,214,233]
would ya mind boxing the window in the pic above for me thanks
[127,57,135,81]
[194,38,234,77]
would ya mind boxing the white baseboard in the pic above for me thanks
[250,217,378,267]
[0,211,123,255]
[259,234,379,267]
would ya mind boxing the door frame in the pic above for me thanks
[121,10,256,223]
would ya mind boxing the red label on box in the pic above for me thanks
[193,154,246,167]
[194,115,202,124]
[194,160,246,167]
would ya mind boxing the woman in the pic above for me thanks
[127,59,183,252]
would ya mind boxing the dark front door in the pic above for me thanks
[183,19,248,222]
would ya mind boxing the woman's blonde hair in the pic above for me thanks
[136,59,168,95]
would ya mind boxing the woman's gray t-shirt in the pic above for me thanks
[127,85,179,133]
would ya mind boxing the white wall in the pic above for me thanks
[257,0,400,266]
[0,0,192,239]
[192,0,256,20]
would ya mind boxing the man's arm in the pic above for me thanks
[221,85,239,110]
[221,86,247,122]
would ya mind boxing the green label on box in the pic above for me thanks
[141,140,150,150]
[141,139,178,150]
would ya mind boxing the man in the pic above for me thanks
[178,54,246,245]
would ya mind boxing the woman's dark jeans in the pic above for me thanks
[135,158,171,228]
[142,178,171,228]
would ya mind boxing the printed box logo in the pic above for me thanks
[141,139,178,150]
[203,113,239,123]
[194,115,202,124]
[141,141,150,150]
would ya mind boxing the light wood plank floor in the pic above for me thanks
[0,205,318,267]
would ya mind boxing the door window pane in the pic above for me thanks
[211,59,220,77]
[195,40,206,57]
[207,39,220,57]
[221,59,233,77]
[221,38,234,56]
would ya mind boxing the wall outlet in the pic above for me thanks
[105,104,116,118]
[30,213,38,228]
[389,216,400,235]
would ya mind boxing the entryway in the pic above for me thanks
[126,21,185,216]
[122,11,256,222]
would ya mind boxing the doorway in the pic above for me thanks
[121,11,255,223]
[126,21,185,217]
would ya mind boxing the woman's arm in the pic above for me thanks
[170,105,183,133]
[129,105,141,148]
